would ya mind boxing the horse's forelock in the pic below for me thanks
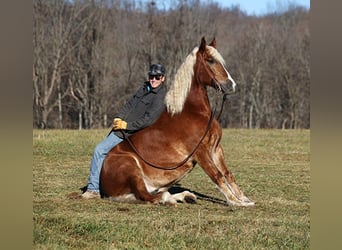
[165,47,198,115]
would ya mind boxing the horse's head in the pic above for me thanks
[196,37,236,94]
[166,37,237,115]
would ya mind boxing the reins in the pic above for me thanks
[121,53,231,170]
[121,90,229,170]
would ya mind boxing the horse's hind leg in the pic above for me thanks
[130,172,199,206]
[171,191,197,204]
[102,154,189,206]
[157,191,196,205]
[129,174,164,203]
[130,180,181,206]
[122,167,180,206]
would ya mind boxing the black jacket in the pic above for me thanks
[113,81,167,139]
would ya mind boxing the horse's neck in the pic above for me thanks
[183,80,211,116]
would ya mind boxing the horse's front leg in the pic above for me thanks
[195,144,255,207]
[214,144,254,205]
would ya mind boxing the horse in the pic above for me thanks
[100,37,255,207]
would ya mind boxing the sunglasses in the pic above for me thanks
[149,75,162,80]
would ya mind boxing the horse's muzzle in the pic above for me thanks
[220,78,236,95]
[229,74,237,93]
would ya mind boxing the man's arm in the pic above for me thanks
[126,97,165,131]
[116,86,143,119]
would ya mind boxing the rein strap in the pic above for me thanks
[121,92,227,170]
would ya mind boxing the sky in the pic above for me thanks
[214,0,310,15]
[141,0,310,16]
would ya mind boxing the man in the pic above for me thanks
[82,64,167,199]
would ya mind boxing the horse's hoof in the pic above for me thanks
[184,195,197,204]
[243,201,255,207]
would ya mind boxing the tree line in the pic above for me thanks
[33,0,310,129]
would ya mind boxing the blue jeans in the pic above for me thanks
[87,131,123,193]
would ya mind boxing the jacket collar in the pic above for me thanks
[144,81,164,94]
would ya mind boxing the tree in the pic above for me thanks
[33,0,92,128]
[33,0,310,129]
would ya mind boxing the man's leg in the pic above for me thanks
[82,131,123,199]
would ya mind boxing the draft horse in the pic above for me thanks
[100,37,255,207]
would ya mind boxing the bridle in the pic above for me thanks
[122,54,232,170]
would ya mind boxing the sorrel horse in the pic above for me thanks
[100,37,254,207]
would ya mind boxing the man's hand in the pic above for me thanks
[113,118,127,130]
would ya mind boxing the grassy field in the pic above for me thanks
[33,129,310,249]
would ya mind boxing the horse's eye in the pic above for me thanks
[207,58,215,64]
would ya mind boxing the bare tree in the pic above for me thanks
[33,0,91,128]
[33,0,310,129]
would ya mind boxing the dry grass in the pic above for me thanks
[33,129,310,249]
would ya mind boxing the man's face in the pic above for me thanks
[148,74,165,88]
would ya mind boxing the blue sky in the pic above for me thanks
[214,0,310,15]
[140,0,310,15]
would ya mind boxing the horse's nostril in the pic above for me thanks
[228,85,235,94]
[223,80,237,94]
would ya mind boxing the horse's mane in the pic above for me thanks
[165,47,197,115]
[165,45,226,115]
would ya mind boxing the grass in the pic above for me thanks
[33,129,310,249]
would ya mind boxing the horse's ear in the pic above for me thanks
[209,37,216,48]
[199,36,206,52]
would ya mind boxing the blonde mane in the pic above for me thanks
[165,45,226,115]
[165,47,198,115]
